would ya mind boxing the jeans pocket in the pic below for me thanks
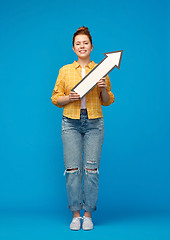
[89,117,104,131]
[98,117,104,131]
[62,116,67,132]
[61,116,76,133]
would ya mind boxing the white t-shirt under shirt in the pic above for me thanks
[81,68,86,109]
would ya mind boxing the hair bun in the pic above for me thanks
[77,26,88,31]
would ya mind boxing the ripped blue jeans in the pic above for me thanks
[62,109,104,212]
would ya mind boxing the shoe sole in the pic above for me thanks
[70,226,81,231]
[70,228,81,231]
[82,227,93,231]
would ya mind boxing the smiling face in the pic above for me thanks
[72,34,93,60]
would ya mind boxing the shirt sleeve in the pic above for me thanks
[101,74,115,106]
[51,67,66,108]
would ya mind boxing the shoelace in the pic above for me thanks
[82,216,92,221]
[72,216,92,223]
[72,217,82,223]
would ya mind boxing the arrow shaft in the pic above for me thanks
[74,57,114,98]
[72,50,123,99]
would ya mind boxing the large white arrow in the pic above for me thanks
[72,50,123,99]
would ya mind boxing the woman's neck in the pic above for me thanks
[77,58,91,68]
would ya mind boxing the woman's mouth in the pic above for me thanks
[79,50,86,53]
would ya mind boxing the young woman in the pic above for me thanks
[51,26,115,230]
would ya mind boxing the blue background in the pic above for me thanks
[0,0,169,220]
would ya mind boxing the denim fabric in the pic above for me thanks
[61,109,104,212]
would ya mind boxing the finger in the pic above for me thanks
[97,81,106,85]
[69,92,80,100]
[98,79,105,84]
[70,90,78,93]
[97,82,106,88]
[97,80,103,84]
[70,96,80,100]
[70,92,80,97]
[70,91,78,94]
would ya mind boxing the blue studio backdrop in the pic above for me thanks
[0,0,169,215]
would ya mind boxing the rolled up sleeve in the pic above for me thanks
[101,75,115,106]
[51,67,66,108]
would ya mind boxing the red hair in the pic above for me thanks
[73,26,92,46]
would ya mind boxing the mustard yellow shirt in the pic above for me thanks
[51,61,115,119]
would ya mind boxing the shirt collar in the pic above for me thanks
[73,61,95,69]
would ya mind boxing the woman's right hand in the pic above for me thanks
[69,91,80,102]
[57,91,80,106]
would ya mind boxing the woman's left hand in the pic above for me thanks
[97,78,106,90]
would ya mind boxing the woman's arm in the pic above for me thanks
[57,91,80,106]
[51,67,80,107]
[97,78,110,103]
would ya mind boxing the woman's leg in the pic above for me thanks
[62,117,83,212]
[82,117,104,213]
[73,210,81,217]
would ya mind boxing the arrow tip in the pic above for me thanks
[104,50,123,69]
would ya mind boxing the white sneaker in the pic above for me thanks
[82,216,94,230]
[70,217,82,230]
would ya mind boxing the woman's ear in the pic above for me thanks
[72,46,75,53]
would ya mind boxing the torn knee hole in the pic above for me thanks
[87,160,96,164]
[66,168,78,172]
[64,168,79,176]
[85,168,97,172]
